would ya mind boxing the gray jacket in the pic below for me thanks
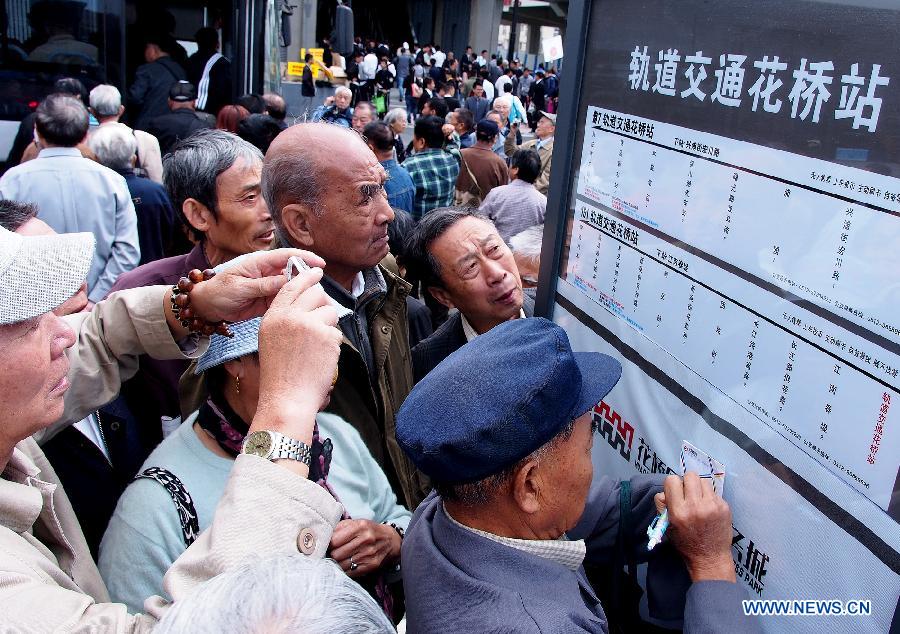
[402,474,758,633]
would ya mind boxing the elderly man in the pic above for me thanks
[398,318,757,632]
[0,94,139,304]
[407,207,532,382]
[403,115,460,220]
[0,221,347,630]
[311,86,354,127]
[263,122,429,508]
[89,84,164,183]
[480,148,547,244]
[351,101,376,134]
[89,123,179,266]
[506,110,555,194]
[147,80,214,155]
[108,129,272,450]
[455,119,509,207]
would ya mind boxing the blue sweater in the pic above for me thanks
[99,411,411,613]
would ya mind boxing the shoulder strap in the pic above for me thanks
[135,467,201,547]
[459,151,483,197]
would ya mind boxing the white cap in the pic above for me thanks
[0,224,94,324]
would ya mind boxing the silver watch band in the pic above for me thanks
[270,433,312,466]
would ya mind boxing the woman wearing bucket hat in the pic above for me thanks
[0,224,355,630]
[101,315,411,622]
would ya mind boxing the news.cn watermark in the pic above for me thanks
[742,599,872,616]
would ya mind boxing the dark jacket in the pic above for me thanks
[105,243,210,451]
[325,265,430,508]
[185,50,232,116]
[147,108,214,155]
[41,396,147,559]
[402,477,756,633]
[129,56,187,131]
[118,168,178,265]
[464,95,491,123]
[413,293,534,383]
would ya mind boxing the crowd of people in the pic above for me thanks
[0,29,760,634]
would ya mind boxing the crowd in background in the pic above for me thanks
[0,27,757,634]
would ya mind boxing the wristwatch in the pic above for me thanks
[242,430,311,466]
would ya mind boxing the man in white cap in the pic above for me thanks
[505,110,556,195]
[0,222,348,630]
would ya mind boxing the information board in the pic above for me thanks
[538,1,900,631]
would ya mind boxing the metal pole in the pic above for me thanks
[507,0,519,63]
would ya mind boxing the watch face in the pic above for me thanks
[244,431,273,457]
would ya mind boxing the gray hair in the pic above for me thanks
[405,206,494,288]
[88,123,136,170]
[509,224,543,266]
[0,200,38,232]
[493,94,512,108]
[383,108,407,126]
[435,420,576,506]
[262,123,360,245]
[164,129,263,240]
[154,556,393,634]
[334,85,352,99]
[89,84,122,118]
[35,94,88,147]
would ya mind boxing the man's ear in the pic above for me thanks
[182,198,215,234]
[280,203,317,249]
[427,285,455,310]
[511,459,542,514]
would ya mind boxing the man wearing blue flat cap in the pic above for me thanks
[397,318,757,633]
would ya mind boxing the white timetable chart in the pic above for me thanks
[564,106,899,512]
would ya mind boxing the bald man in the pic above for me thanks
[262,123,428,509]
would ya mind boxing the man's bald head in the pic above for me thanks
[263,123,372,240]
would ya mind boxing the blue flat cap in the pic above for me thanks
[397,318,622,483]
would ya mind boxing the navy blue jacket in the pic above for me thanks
[118,169,179,265]
[402,474,757,633]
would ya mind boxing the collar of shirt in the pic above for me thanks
[37,147,82,159]
[0,446,49,533]
[461,309,527,342]
[536,136,554,151]
[443,502,586,571]
[322,266,387,314]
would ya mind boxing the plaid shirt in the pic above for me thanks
[403,148,460,220]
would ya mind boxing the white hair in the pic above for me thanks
[384,108,407,126]
[89,84,122,118]
[493,94,512,108]
[509,224,543,265]
[154,556,394,634]
[88,122,136,170]
[335,86,353,99]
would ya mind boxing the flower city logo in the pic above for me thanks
[591,401,771,597]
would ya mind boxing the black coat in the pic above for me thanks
[147,108,214,155]
[412,292,535,383]
[185,50,233,117]
[129,57,187,131]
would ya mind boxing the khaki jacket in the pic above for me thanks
[504,134,554,195]
[0,287,343,631]
[327,265,430,510]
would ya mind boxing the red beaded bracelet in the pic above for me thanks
[170,269,233,337]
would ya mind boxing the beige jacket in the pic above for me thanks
[504,134,554,195]
[0,287,344,631]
